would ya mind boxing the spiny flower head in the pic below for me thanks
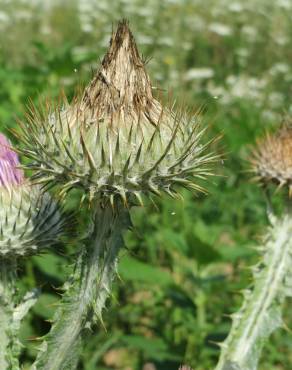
[0,134,69,259]
[250,124,292,195]
[18,20,218,207]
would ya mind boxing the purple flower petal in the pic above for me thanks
[0,133,24,187]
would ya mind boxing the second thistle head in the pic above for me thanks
[250,123,292,195]
[0,134,68,259]
[19,21,219,207]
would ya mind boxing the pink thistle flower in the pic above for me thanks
[0,133,24,187]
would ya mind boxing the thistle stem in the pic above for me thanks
[0,260,17,370]
[32,204,130,370]
[215,214,292,370]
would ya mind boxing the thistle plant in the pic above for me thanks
[215,124,292,370]
[0,134,68,370]
[17,21,218,370]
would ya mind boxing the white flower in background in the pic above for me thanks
[81,23,94,33]
[185,68,214,81]
[236,48,249,59]
[273,34,289,46]
[78,0,95,12]
[165,0,182,4]
[40,23,51,35]
[247,76,267,90]
[14,10,32,20]
[209,22,232,37]
[269,63,290,75]
[224,75,267,105]
[207,82,229,104]
[225,75,237,87]
[0,11,9,23]
[158,36,173,46]
[187,15,206,31]
[182,41,192,51]
[277,0,292,10]
[135,6,153,17]
[241,25,258,41]
[71,46,91,58]
[95,0,111,11]
[226,75,267,90]
[268,92,284,109]
[261,110,278,122]
[78,0,96,33]
[228,2,244,13]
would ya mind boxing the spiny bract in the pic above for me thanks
[250,124,292,195]
[19,20,218,206]
[0,134,68,259]
[0,186,67,258]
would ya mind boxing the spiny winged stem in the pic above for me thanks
[0,260,17,369]
[1,262,39,370]
[215,212,292,370]
[32,204,130,370]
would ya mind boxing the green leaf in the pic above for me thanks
[121,335,180,361]
[219,243,255,262]
[119,256,173,286]
[32,254,68,282]
[32,293,58,319]
[186,231,221,264]
[162,229,189,253]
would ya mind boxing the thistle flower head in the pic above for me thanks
[0,134,68,259]
[19,20,218,206]
[250,124,292,194]
[0,133,23,187]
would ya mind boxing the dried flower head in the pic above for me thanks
[0,134,68,259]
[250,125,292,195]
[18,20,218,206]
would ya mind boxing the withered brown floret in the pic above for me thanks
[250,125,292,195]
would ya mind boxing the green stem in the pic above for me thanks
[32,204,130,370]
[0,260,17,370]
[215,214,292,370]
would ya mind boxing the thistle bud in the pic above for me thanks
[250,124,292,195]
[0,134,67,259]
[19,20,218,206]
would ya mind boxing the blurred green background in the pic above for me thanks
[0,0,291,369]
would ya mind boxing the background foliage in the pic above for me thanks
[0,0,291,369]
